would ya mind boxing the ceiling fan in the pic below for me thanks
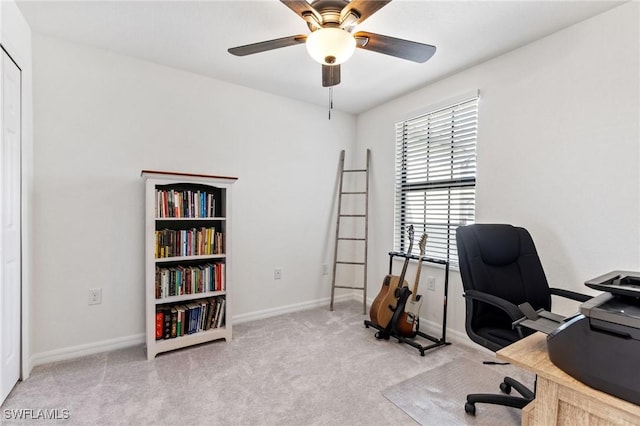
[228,0,436,87]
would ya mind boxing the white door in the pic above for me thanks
[0,48,22,405]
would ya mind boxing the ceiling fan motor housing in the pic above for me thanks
[306,0,355,31]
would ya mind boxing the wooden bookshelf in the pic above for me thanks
[141,170,237,360]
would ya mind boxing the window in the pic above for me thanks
[394,95,478,266]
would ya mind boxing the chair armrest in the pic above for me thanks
[549,287,591,303]
[464,289,524,322]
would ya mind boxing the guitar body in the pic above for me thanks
[372,275,408,328]
[369,275,392,324]
[369,225,415,330]
[397,296,422,337]
[397,232,428,338]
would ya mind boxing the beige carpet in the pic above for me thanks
[382,357,533,425]
[3,301,533,425]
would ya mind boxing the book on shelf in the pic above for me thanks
[176,305,183,337]
[200,300,209,331]
[162,307,171,340]
[170,307,178,338]
[212,300,221,329]
[205,299,214,330]
[155,311,164,340]
[191,303,199,334]
[211,298,225,329]
[154,296,226,340]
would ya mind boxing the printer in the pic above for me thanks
[546,271,640,406]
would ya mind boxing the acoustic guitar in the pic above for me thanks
[397,233,428,338]
[369,225,414,328]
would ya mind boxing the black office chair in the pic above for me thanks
[456,223,590,416]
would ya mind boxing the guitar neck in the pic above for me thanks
[410,257,425,301]
[397,244,413,286]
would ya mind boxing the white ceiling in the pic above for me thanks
[16,0,624,114]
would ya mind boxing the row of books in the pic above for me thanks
[155,227,223,258]
[155,297,226,340]
[155,188,217,218]
[155,263,225,299]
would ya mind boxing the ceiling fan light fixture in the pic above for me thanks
[306,28,356,66]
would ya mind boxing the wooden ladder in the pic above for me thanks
[330,149,370,314]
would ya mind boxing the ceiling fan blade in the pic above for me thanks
[322,65,341,87]
[354,31,436,63]
[228,35,307,57]
[280,0,322,24]
[341,0,391,25]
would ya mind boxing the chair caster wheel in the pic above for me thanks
[465,402,476,415]
[500,382,512,394]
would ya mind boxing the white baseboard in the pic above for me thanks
[233,293,353,324]
[30,333,145,367]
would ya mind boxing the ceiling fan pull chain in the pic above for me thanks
[328,87,333,120]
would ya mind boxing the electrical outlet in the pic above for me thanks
[426,276,436,291]
[88,288,102,305]
[322,264,329,275]
[274,268,282,280]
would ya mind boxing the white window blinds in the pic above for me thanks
[394,96,478,265]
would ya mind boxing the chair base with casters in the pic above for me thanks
[464,376,535,415]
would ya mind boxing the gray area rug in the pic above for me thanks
[382,357,529,425]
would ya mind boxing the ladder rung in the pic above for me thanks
[339,214,366,217]
[336,261,365,265]
[338,237,366,241]
[343,169,366,173]
[333,285,365,290]
[341,191,366,195]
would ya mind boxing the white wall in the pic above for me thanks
[0,0,33,378]
[31,35,356,363]
[357,2,640,341]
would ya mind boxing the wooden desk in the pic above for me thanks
[497,332,640,425]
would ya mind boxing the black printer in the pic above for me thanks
[546,271,640,406]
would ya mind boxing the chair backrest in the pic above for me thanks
[456,224,552,350]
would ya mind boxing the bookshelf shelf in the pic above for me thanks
[152,327,231,354]
[155,217,227,221]
[156,290,226,304]
[142,170,237,360]
[154,254,226,263]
